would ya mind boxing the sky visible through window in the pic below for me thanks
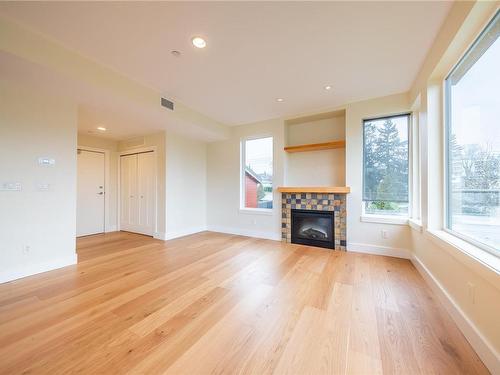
[244,137,273,209]
[452,37,500,150]
[245,137,273,176]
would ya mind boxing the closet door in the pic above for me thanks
[137,152,155,235]
[120,154,138,232]
[120,152,155,236]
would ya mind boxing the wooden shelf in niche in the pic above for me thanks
[284,140,345,153]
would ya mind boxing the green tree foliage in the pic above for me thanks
[449,137,500,215]
[364,119,408,211]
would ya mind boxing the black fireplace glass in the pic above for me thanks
[291,209,334,249]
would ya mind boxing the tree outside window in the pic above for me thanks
[363,114,410,216]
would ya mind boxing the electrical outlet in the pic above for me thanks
[467,282,476,304]
[23,245,31,254]
[38,157,55,166]
[381,230,389,239]
[36,183,51,191]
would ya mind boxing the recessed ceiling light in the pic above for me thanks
[276,98,284,102]
[324,85,332,90]
[192,36,207,49]
[97,126,106,131]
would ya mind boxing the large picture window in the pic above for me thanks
[363,114,410,216]
[241,136,273,210]
[445,12,499,255]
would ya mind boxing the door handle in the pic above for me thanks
[98,192,104,195]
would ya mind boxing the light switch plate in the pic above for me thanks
[0,182,22,191]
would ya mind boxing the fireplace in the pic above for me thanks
[291,209,334,249]
[280,191,347,250]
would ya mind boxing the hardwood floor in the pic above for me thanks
[0,231,488,374]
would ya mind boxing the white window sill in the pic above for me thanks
[408,218,423,232]
[425,229,500,276]
[239,208,274,216]
[360,215,408,225]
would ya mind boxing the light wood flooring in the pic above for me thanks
[0,231,488,374]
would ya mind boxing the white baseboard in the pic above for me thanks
[153,232,167,240]
[411,254,500,374]
[105,225,117,233]
[165,226,207,240]
[347,242,411,259]
[0,253,78,284]
[207,225,281,241]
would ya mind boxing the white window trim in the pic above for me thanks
[408,218,423,232]
[360,214,408,226]
[425,229,500,275]
[240,135,274,212]
[409,100,422,223]
[239,208,274,216]
[444,227,499,260]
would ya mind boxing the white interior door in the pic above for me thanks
[137,152,155,235]
[120,152,155,236]
[120,154,138,232]
[77,150,105,237]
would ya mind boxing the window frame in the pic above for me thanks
[240,135,274,214]
[361,112,412,218]
[444,11,500,257]
[409,110,421,223]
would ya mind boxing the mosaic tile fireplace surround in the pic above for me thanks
[281,192,347,250]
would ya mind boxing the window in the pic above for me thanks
[241,136,273,210]
[363,114,410,216]
[445,11,500,255]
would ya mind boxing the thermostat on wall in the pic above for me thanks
[38,157,55,166]
[0,182,22,191]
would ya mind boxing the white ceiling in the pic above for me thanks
[0,1,452,126]
[0,51,227,141]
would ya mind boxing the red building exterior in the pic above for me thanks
[245,170,261,208]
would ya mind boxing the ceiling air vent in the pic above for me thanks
[161,97,174,111]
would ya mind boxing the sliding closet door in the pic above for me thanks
[120,154,138,232]
[120,152,155,236]
[137,152,155,235]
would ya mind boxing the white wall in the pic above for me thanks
[286,150,345,186]
[77,133,119,232]
[345,93,413,257]
[286,117,345,146]
[286,116,345,186]
[165,132,208,239]
[0,82,78,283]
[207,118,285,240]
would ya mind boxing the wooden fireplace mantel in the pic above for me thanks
[277,186,350,194]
